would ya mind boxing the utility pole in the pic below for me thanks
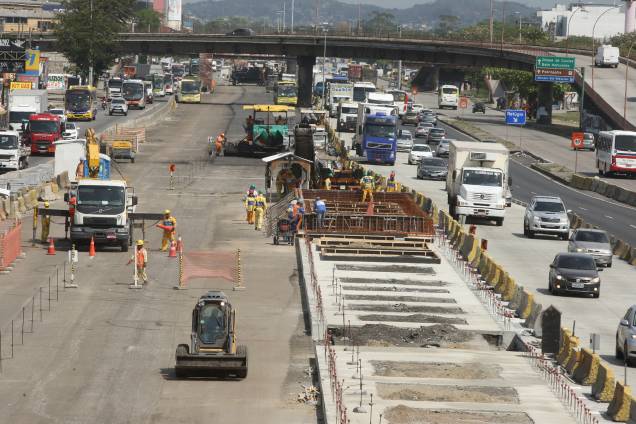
[489,0,494,45]
[357,1,361,34]
[283,2,286,32]
[291,0,295,33]
[89,0,94,87]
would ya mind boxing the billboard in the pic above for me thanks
[166,0,182,31]
[46,73,65,90]
[153,0,165,15]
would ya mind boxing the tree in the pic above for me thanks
[363,12,397,35]
[54,0,135,81]
[436,15,460,37]
[134,8,161,33]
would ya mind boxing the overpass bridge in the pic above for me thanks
[32,33,636,129]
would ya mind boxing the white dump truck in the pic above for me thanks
[327,83,353,117]
[446,141,510,226]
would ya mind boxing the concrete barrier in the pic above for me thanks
[565,348,581,374]
[523,301,542,330]
[508,285,524,311]
[605,184,618,199]
[607,381,633,422]
[592,363,616,402]
[502,276,517,302]
[557,329,579,366]
[597,180,609,196]
[573,349,599,385]
[494,269,507,294]
[515,289,533,319]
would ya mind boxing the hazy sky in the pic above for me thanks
[183,0,621,10]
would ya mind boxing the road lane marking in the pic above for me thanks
[579,207,587,211]
[605,215,614,220]
[630,224,636,229]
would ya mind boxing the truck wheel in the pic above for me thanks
[236,345,248,378]
[121,241,129,252]
[495,217,504,226]
[131,157,135,163]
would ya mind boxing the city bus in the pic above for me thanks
[595,130,636,176]
[65,86,98,121]
[274,80,297,106]
[164,73,174,95]
[438,84,459,109]
[122,79,146,109]
[387,89,409,117]
[176,76,202,103]
[151,73,165,97]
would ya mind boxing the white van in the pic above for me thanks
[595,45,620,68]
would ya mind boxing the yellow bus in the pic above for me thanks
[274,80,298,106]
[176,76,202,104]
[65,86,98,121]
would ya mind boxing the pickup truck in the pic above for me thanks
[0,130,29,171]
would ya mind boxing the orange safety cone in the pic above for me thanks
[46,237,56,255]
[89,236,96,258]
[168,240,177,258]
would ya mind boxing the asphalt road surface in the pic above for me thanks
[0,84,317,423]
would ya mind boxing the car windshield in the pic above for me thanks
[353,87,375,102]
[442,87,458,94]
[277,86,297,97]
[9,111,32,123]
[439,140,449,146]
[614,134,636,152]
[341,107,357,114]
[412,145,430,152]
[123,83,144,100]
[421,158,446,167]
[430,129,444,135]
[30,120,59,133]
[50,110,63,116]
[77,186,125,213]
[575,231,609,243]
[419,123,433,128]
[557,255,596,270]
[65,93,90,112]
[366,124,395,138]
[198,304,226,344]
[534,201,565,212]
[112,99,126,105]
[181,81,200,94]
[462,169,502,186]
[390,92,406,102]
[0,134,18,149]
[65,123,76,130]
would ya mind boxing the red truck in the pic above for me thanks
[24,113,62,154]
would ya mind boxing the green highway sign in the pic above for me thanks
[536,56,576,70]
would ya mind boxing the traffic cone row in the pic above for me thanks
[89,236,95,258]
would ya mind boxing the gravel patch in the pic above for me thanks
[377,383,519,404]
[383,405,533,424]
[371,361,501,379]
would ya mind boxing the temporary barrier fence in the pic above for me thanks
[0,220,22,271]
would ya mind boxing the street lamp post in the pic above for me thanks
[321,27,327,109]
[516,13,522,43]
[623,40,636,126]
[591,5,621,89]
[564,5,586,56]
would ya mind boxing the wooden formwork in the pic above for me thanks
[318,237,428,249]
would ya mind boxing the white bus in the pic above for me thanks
[595,130,636,176]
[352,82,376,103]
[387,89,409,116]
[438,84,459,109]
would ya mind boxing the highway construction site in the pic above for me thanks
[295,188,576,424]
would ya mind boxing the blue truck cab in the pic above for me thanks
[359,112,397,165]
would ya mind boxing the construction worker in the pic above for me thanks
[40,201,50,243]
[245,190,257,224]
[127,240,148,284]
[157,210,177,251]
[245,114,254,132]
[360,170,375,202]
[295,200,305,232]
[246,183,257,198]
[386,171,397,192]
[215,132,225,157]
[323,176,332,190]
[314,196,326,228]
[254,191,267,231]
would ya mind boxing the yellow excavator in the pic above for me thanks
[175,291,248,379]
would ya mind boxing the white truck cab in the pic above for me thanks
[0,130,29,171]
[446,141,509,226]
[595,45,620,68]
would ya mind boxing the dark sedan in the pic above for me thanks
[548,253,601,298]
[417,157,448,180]
[472,102,486,113]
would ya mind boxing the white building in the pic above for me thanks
[537,3,625,39]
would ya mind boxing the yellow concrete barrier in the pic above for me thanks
[502,276,517,301]
[607,381,633,422]
[592,362,616,402]
[565,348,581,375]
[573,349,599,385]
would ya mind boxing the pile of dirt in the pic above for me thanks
[345,294,455,303]
[329,324,472,347]
[371,361,501,379]
[342,285,449,294]
[336,264,436,274]
[358,314,467,325]
[377,383,519,404]
[340,278,447,287]
[383,406,533,424]
[348,303,462,314]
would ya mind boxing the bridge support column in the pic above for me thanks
[286,59,297,74]
[537,82,553,125]
[297,56,315,108]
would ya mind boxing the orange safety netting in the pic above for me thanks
[182,250,237,284]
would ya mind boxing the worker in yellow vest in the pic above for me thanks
[360,170,375,202]
[386,171,397,192]
[254,191,267,231]
[245,190,257,224]
[40,201,50,243]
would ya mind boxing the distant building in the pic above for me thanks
[0,0,57,34]
[152,0,182,32]
[537,3,625,39]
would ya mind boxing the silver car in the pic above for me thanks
[397,132,413,152]
[568,228,613,267]
[427,128,445,144]
[436,138,451,157]
[616,305,636,365]
[523,195,570,240]
[415,123,433,138]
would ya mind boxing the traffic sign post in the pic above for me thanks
[535,56,576,83]
[571,131,585,173]
[506,109,526,152]
[536,56,576,70]
[458,96,468,119]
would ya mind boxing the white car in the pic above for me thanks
[109,97,128,116]
[62,122,79,140]
[408,144,433,164]
[49,108,66,123]
[397,132,414,152]
[410,103,424,114]
[415,122,434,138]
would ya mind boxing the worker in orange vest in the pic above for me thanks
[127,239,149,284]
[215,132,225,156]
[157,210,177,251]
